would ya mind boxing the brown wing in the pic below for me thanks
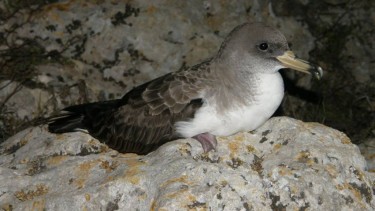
[87,69,208,154]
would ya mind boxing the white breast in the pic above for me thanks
[175,72,284,138]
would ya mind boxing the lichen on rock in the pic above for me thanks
[0,117,374,210]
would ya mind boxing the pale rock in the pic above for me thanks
[0,117,374,210]
[0,81,52,119]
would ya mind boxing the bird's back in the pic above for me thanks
[48,72,204,155]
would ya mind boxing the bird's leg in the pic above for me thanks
[193,133,217,153]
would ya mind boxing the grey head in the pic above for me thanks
[216,22,323,79]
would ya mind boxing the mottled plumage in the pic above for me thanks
[48,23,322,155]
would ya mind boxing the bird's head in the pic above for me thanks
[216,22,323,79]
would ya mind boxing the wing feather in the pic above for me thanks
[85,67,210,154]
[48,59,214,154]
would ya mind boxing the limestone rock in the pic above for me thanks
[0,117,374,210]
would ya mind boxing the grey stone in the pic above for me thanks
[0,117,374,210]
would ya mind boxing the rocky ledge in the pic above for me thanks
[0,117,374,210]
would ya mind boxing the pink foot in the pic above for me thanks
[193,133,217,153]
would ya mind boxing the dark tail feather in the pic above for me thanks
[48,100,121,133]
[48,113,85,133]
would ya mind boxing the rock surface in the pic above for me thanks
[0,117,374,210]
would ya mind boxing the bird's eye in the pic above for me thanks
[258,43,268,51]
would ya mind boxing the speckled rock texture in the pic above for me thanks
[0,117,374,210]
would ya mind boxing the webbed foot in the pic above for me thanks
[193,133,217,153]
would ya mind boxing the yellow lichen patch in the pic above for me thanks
[295,151,310,161]
[100,160,119,173]
[150,199,157,211]
[74,160,99,189]
[347,183,363,201]
[88,139,98,145]
[220,180,228,187]
[85,193,91,201]
[74,178,86,189]
[100,145,110,153]
[47,155,68,166]
[179,143,191,156]
[151,199,177,211]
[295,151,315,166]
[88,139,109,152]
[336,184,344,190]
[119,153,140,159]
[160,175,190,188]
[227,134,244,156]
[289,186,299,195]
[307,159,316,166]
[336,183,366,208]
[278,166,293,176]
[325,164,338,178]
[352,167,366,181]
[20,129,33,144]
[55,134,67,141]
[340,137,352,145]
[246,145,256,153]
[233,133,245,142]
[334,130,352,144]
[122,158,145,185]
[18,138,29,148]
[273,143,282,151]
[19,158,30,164]
[125,157,145,166]
[78,160,97,172]
[228,141,239,156]
[188,194,197,203]
[164,186,189,199]
[128,174,140,185]
[14,184,49,202]
[1,204,13,211]
[138,191,147,201]
[156,190,199,210]
[294,151,311,163]
[31,199,46,211]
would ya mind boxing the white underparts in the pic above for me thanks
[175,72,284,138]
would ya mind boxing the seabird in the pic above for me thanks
[48,22,323,155]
